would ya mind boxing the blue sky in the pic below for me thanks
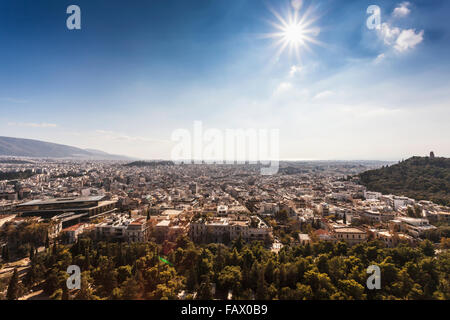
[0,0,449,160]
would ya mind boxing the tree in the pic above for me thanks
[420,240,435,257]
[337,279,366,300]
[45,234,50,249]
[186,267,198,292]
[256,266,267,300]
[62,284,70,300]
[6,268,20,300]
[74,272,99,300]
[50,289,63,300]
[197,275,214,300]
[232,236,244,251]
[1,245,10,262]
[440,238,450,249]
[218,266,241,295]
[121,277,140,300]
[29,245,35,260]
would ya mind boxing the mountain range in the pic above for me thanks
[0,136,132,160]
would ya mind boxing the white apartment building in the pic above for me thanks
[396,217,437,238]
[364,191,382,200]
[96,213,149,242]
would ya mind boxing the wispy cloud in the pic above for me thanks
[313,90,333,100]
[273,82,293,96]
[393,2,411,18]
[8,122,58,128]
[374,53,386,64]
[289,65,303,77]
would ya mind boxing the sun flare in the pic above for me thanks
[266,5,321,61]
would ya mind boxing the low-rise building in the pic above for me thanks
[96,213,150,242]
[333,227,367,246]
[370,229,414,247]
[189,215,272,244]
[298,233,311,246]
[396,217,437,238]
[61,223,87,244]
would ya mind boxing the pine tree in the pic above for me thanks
[62,284,69,300]
[186,267,198,292]
[29,246,35,260]
[2,245,10,262]
[256,266,267,300]
[45,234,50,249]
[6,268,20,300]
[197,275,214,300]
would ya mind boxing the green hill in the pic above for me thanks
[359,156,450,206]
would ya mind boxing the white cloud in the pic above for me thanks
[393,2,411,18]
[313,90,333,100]
[394,29,424,52]
[8,122,58,128]
[380,23,401,45]
[289,65,302,77]
[374,53,386,64]
[273,82,293,96]
[379,23,424,52]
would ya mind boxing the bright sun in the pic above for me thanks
[266,4,321,61]
[283,23,306,45]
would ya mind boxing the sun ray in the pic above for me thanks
[265,3,322,62]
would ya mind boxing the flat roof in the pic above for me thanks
[334,227,366,234]
[161,209,183,215]
[156,220,170,227]
[17,196,106,207]
[299,234,311,240]
[62,223,85,232]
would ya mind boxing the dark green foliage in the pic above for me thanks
[359,156,450,206]
[16,232,450,300]
[0,169,35,181]
[6,268,21,300]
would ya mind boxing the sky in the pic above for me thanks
[0,0,449,161]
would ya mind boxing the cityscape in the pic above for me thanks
[0,156,449,300]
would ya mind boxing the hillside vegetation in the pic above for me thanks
[359,156,450,206]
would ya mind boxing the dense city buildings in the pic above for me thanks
[0,158,449,300]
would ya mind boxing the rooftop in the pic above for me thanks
[334,227,366,234]
[18,195,105,207]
